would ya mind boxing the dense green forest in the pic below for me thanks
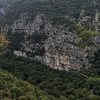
[0,51,100,100]
[0,69,59,100]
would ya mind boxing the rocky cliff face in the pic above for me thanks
[1,13,99,71]
[0,0,100,71]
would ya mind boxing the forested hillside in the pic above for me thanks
[0,0,100,25]
[0,54,100,100]
[0,0,100,100]
[0,69,59,100]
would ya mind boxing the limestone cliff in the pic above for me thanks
[0,13,99,71]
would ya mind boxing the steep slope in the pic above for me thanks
[0,0,100,70]
[0,69,59,100]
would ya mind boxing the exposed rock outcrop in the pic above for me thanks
[1,14,94,71]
